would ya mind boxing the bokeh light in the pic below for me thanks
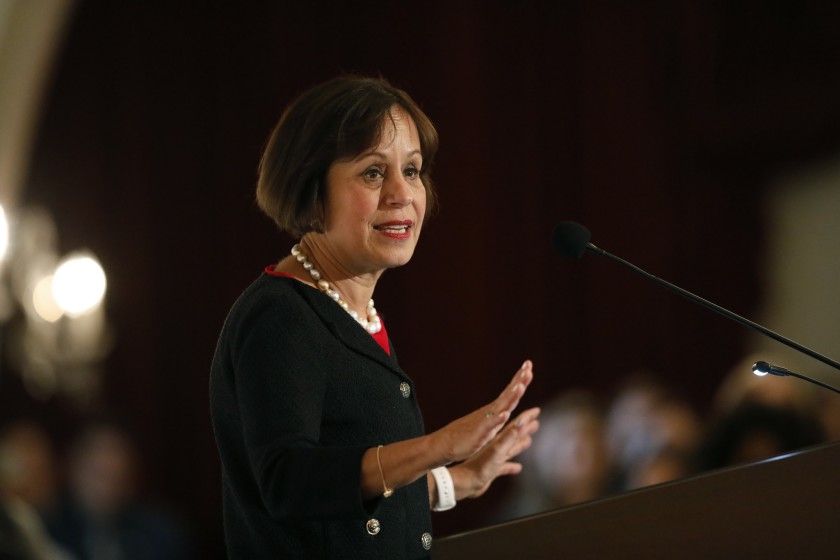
[0,205,9,262]
[32,274,62,322]
[51,253,107,317]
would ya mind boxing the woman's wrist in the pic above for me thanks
[362,436,449,500]
[430,466,456,511]
[423,428,454,467]
[446,462,482,501]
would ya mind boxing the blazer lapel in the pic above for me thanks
[294,282,409,380]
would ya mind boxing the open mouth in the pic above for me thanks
[374,221,412,235]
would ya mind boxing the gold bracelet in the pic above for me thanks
[376,445,393,498]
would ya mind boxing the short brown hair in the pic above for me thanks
[256,76,439,236]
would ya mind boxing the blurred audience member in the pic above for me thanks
[0,420,70,560]
[495,391,611,520]
[711,353,818,418]
[694,402,825,471]
[0,422,59,514]
[44,422,191,560]
[605,373,702,492]
[696,353,828,471]
[623,447,694,490]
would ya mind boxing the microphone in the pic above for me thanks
[551,221,840,391]
[752,361,840,395]
[551,221,592,259]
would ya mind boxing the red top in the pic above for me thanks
[264,266,390,355]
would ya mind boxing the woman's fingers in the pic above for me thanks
[499,407,540,458]
[477,361,534,443]
[478,407,540,468]
[435,361,536,465]
[486,360,533,421]
[454,406,541,499]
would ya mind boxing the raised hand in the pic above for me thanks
[430,360,535,465]
[450,406,541,500]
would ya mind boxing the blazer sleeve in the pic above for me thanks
[228,288,374,521]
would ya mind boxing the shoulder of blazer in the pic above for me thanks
[263,274,410,380]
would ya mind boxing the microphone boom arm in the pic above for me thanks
[586,242,840,372]
[752,361,840,394]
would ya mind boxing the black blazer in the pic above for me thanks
[210,273,433,559]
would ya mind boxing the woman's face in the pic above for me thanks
[318,107,426,277]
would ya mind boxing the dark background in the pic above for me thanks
[3,1,840,556]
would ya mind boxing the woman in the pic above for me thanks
[210,76,540,559]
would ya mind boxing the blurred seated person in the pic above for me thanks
[694,402,825,472]
[605,373,702,492]
[622,446,695,490]
[495,391,610,521]
[0,420,70,560]
[712,352,818,418]
[696,353,827,471]
[44,422,191,560]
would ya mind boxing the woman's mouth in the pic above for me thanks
[374,221,413,238]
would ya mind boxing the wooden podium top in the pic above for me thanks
[434,440,840,559]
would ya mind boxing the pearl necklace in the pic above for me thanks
[291,244,382,334]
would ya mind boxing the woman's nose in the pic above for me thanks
[382,174,414,207]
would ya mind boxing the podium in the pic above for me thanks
[434,440,840,559]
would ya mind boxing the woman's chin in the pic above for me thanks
[378,248,417,270]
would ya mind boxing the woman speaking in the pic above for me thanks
[210,76,540,559]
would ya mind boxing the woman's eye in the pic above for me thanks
[363,167,384,180]
[404,166,419,178]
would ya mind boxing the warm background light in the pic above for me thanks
[51,253,107,317]
[0,205,9,262]
[31,273,62,322]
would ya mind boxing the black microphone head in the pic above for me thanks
[551,222,591,259]
[752,361,771,376]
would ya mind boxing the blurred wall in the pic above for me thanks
[0,0,74,206]
[2,0,840,554]
[754,156,840,386]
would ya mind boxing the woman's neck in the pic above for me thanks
[278,238,378,316]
